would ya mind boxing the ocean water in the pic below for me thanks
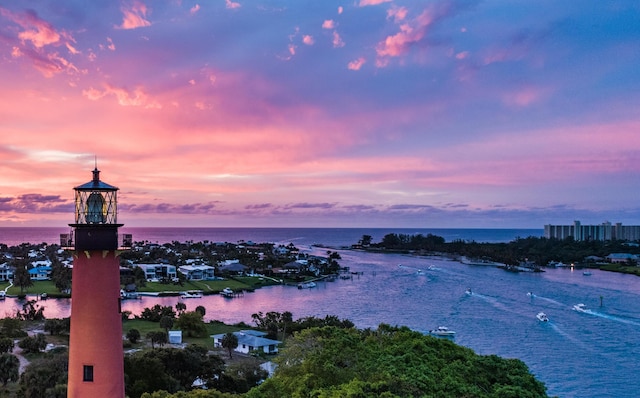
[0,227,542,247]
[3,227,638,397]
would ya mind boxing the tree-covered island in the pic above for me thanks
[354,233,640,275]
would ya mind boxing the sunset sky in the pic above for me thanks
[1,0,639,228]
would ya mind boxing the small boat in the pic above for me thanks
[573,303,588,313]
[0,291,6,300]
[429,326,456,337]
[120,290,140,300]
[465,288,472,295]
[40,293,48,300]
[583,271,592,276]
[297,281,317,289]
[180,290,203,298]
[536,312,549,322]
[220,287,234,298]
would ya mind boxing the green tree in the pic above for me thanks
[0,353,19,386]
[44,318,70,335]
[127,328,141,344]
[175,302,187,314]
[18,349,68,397]
[13,263,33,294]
[0,337,14,353]
[195,305,206,317]
[18,333,47,354]
[146,331,168,349]
[0,317,25,338]
[248,324,549,398]
[221,332,238,359]
[175,311,207,337]
[160,316,175,335]
[50,258,72,293]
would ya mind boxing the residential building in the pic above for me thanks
[178,265,216,280]
[544,221,640,241]
[211,330,281,355]
[136,264,177,281]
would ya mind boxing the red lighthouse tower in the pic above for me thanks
[64,167,130,397]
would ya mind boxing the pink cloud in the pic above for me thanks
[387,6,408,22]
[83,84,161,108]
[322,20,335,29]
[117,1,152,30]
[502,85,550,107]
[190,4,201,15]
[359,0,392,6]
[348,57,366,71]
[303,35,314,45]
[226,0,241,9]
[0,8,61,48]
[332,31,345,48]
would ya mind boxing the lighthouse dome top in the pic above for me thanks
[74,167,118,191]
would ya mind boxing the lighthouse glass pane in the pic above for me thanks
[83,365,94,382]
[86,192,106,223]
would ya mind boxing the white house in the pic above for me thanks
[606,253,639,264]
[179,265,216,280]
[137,264,177,281]
[211,330,281,355]
[0,263,13,281]
[29,265,52,281]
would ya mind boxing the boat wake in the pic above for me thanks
[528,294,565,307]
[549,324,596,353]
[574,306,640,327]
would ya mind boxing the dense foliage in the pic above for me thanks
[367,233,640,266]
[248,324,549,398]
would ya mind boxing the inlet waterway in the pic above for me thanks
[1,227,638,397]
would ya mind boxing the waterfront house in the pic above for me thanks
[29,265,52,281]
[218,262,248,275]
[0,263,14,281]
[178,265,216,280]
[211,330,281,355]
[606,253,639,264]
[136,264,178,281]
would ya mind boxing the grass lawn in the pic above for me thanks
[6,280,69,298]
[122,318,249,348]
[138,276,279,295]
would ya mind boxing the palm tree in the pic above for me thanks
[221,332,238,359]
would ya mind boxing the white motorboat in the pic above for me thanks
[220,287,234,298]
[297,281,317,289]
[0,291,5,300]
[429,326,456,336]
[536,312,549,322]
[180,290,203,298]
[465,288,472,295]
[573,303,588,313]
[583,271,592,276]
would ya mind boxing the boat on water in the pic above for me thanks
[573,303,589,313]
[536,312,549,322]
[429,326,456,337]
[220,287,234,298]
[527,292,535,298]
[0,291,6,300]
[297,281,317,289]
[583,271,592,276]
[180,290,204,298]
[465,288,472,295]
[120,290,140,300]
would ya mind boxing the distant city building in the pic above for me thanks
[544,221,640,241]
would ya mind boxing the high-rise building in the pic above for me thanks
[63,167,131,397]
[544,220,640,241]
